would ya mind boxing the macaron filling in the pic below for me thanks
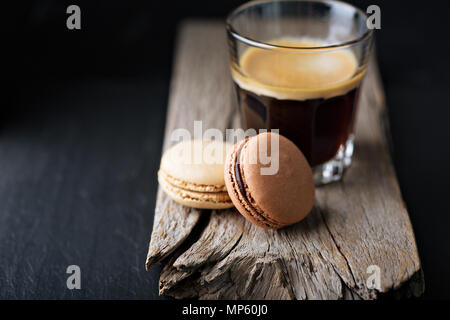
[234,148,247,199]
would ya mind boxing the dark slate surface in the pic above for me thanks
[0,79,167,299]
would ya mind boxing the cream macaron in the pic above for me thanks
[158,139,234,209]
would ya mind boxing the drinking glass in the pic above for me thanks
[227,0,373,184]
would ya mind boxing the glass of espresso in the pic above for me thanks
[226,0,373,184]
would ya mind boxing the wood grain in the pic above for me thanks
[146,20,424,299]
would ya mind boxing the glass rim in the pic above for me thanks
[226,0,374,51]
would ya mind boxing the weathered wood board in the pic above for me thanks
[145,20,424,299]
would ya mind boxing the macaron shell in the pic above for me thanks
[241,133,315,227]
[158,170,233,209]
[224,139,283,229]
[160,140,233,187]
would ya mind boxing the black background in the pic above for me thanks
[2,0,450,299]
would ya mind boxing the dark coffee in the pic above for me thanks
[231,39,364,167]
[235,85,360,167]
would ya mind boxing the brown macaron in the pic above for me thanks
[224,132,315,229]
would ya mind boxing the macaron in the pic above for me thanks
[224,132,315,229]
[158,139,234,209]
